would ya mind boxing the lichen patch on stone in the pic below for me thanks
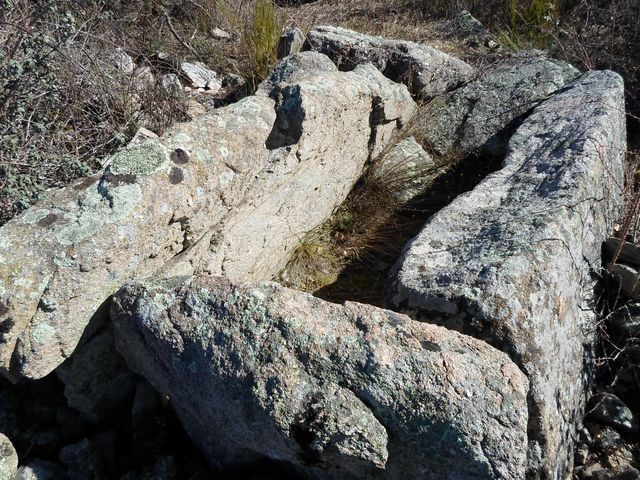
[31,322,56,344]
[55,184,142,246]
[108,141,167,176]
[20,209,51,225]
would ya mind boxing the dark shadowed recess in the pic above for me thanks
[0,366,306,479]
[315,150,504,307]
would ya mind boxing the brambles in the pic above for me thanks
[0,1,190,224]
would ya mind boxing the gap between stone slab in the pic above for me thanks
[312,150,505,308]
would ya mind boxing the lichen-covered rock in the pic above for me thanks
[277,27,305,59]
[111,275,529,480]
[387,70,627,479]
[378,136,435,203]
[306,25,475,98]
[0,433,18,480]
[0,51,415,380]
[416,53,580,157]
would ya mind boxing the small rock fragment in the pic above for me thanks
[587,393,639,435]
[277,27,305,59]
[0,433,18,480]
[160,73,183,93]
[127,127,159,147]
[181,61,218,89]
[111,47,135,75]
[211,27,231,39]
[205,78,222,93]
[133,66,156,90]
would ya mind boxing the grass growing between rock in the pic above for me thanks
[278,124,504,306]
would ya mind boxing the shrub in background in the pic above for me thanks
[0,0,193,224]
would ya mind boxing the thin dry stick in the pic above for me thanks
[164,11,199,58]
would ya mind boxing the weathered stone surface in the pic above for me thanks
[0,51,414,380]
[306,25,475,98]
[277,27,305,59]
[180,61,218,89]
[0,433,18,480]
[387,71,627,478]
[416,53,580,157]
[112,275,529,480]
[378,136,435,203]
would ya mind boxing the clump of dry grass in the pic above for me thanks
[277,110,459,304]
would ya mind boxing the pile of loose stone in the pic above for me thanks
[0,23,630,480]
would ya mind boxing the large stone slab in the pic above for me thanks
[387,70,627,478]
[305,26,475,98]
[416,53,580,158]
[0,52,415,381]
[112,275,529,480]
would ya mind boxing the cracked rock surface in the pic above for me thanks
[387,70,627,479]
[0,51,415,381]
[305,25,475,98]
[111,275,529,480]
[416,53,580,158]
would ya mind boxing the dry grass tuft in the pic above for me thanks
[277,106,486,305]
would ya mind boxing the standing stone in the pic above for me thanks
[0,51,414,380]
[387,71,627,478]
[306,26,475,98]
[415,54,580,158]
[112,275,529,480]
[277,27,305,59]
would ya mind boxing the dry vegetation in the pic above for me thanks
[278,0,640,305]
[0,0,285,224]
[2,0,640,290]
